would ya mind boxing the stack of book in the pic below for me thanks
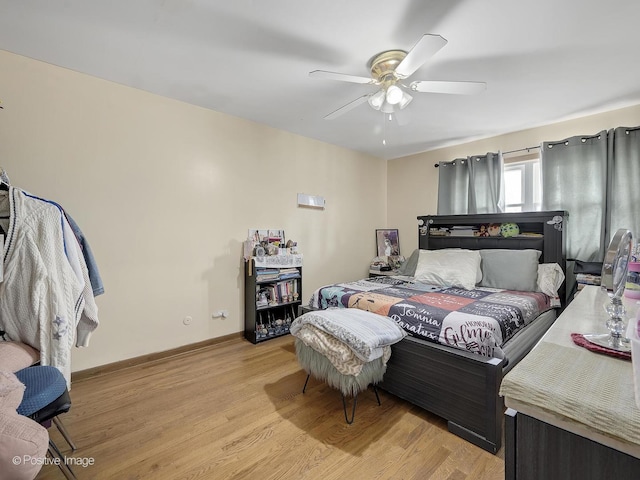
[278,268,301,280]
[256,268,280,282]
[576,273,601,292]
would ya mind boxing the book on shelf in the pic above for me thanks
[515,232,544,238]
[279,267,299,274]
[256,274,279,282]
[256,267,300,282]
[256,268,280,275]
[256,279,299,307]
[278,273,301,280]
[575,273,601,285]
[429,227,450,236]
[278,267,301,280]
[449,226,478,236]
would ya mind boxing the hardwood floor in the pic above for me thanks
[36,336,505,480]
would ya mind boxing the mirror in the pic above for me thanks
[584,228,633,352]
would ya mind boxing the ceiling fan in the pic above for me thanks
[309,34,486,120]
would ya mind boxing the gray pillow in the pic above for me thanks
[479,249,541,291]
[397,249,420,276]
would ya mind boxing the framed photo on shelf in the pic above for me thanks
[376,229,400,257]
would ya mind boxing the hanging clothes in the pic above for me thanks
[1,167,104,297]
[21,191,100,347]
[64,213,104,297]
[0,185,99,387]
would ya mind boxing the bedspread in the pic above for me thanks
[290,308,406,362]
[309,277,551,359]
[293,323,391,376]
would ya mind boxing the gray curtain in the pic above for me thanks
[541,131,608,262]
[607,126,640,243]
[437,151,504,215]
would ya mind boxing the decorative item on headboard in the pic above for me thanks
[487,224,501,236]
[500,223,520,238]
[547,215,564,231]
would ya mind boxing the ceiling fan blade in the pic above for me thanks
[410,80,487,95]
[395,34,448,78]
[309,70,376,85]
[324,94,370,120]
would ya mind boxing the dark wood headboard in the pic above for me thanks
[417,211,568,302]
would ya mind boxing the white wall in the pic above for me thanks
[0,50,387,371]
[3,47,638,372]
[388,103,640,256]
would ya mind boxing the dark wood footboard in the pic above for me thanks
[380,335,504,453]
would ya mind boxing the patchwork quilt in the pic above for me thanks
[309,277,551,359]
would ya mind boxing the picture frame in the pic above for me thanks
[376,229,400,257]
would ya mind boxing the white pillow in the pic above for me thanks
[414,249,482,290]
[537,263,565,307]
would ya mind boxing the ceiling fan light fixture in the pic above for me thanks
[380,101,396,114]
[398,91,413,109]
[385,85,403,105]
[368,89,386,110]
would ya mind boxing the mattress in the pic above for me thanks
[309,276,553,359]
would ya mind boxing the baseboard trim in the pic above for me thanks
[71,332,243,382]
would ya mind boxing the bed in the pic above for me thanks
[303,211,567,453]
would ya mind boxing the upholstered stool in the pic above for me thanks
[291,308,406,424]
[291,308,408,423]
[296,339,383,424]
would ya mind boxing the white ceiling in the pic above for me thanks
[1,0,639,160]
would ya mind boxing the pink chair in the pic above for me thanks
[0,342,48,480]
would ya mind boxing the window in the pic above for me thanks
[504,154,541,212]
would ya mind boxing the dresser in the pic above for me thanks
[500,285,640,480]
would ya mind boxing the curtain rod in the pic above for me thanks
[432,126,639,167]
[433,146,540,167]
[503,145,540,155]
